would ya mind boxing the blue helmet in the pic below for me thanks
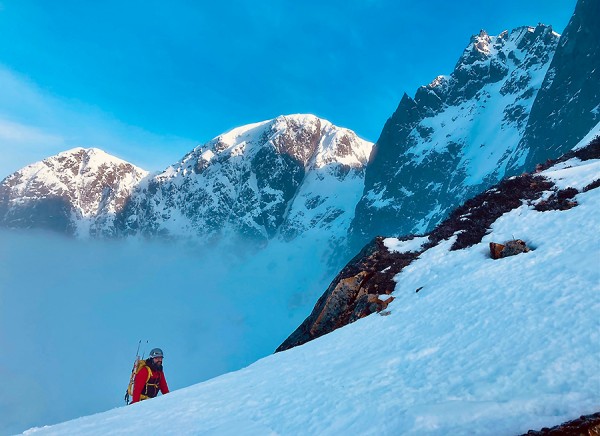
[149,348,164,358]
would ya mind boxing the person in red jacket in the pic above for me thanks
[131,347,169,403]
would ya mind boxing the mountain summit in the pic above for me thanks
[349,24,562,250]
[0,147,148,237]
[116,114,372,247]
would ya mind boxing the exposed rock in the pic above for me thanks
[535,188,579,212]
[275,236,420,352]
[489,239,531,259]
[521,412,600,435]
[510,0,600,173]
[427,174,553,251]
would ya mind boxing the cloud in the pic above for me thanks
[0,229,336,434]
[0,64,196,179]
[0,119,63,144]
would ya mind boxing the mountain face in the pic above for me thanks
[507,0,600,173]
[279,133,600,352]
[0,148,148,237]
[0,116,371,248]
[349,24,562,250]
[116,114,372,248]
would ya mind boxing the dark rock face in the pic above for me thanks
[0,195,75,235]
[509,0,600,173]
[278,138,600,352]
[276,236,419,352]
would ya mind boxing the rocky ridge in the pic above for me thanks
[349,24,561,251]
[350,0,599,254]
[0,116,372,250]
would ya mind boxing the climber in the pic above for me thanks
[131,347,170,403]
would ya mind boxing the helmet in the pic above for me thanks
[149,348,164,358]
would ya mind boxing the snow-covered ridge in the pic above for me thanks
[25,142,600,435]
[351,23,561,249]
[0,115,373,246]
[171,114,371,177]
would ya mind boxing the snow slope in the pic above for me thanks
[24,144,600,435]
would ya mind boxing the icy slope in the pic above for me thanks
[26,142,600,435]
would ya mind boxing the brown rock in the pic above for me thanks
[489,239,531,259]
[275,236,420,352]
[490,242,505,259]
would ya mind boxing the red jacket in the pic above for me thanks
[131,363,169,403]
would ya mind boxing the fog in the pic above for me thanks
[0,229,340,435]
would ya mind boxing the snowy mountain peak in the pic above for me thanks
[0,147,148,236]
[350,23,561,251]
[118,115,373,246]
[42,147,142,179]
[455,24,558,77]
[471,29,492,55]
[194,114,370,170]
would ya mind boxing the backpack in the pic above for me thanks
[124,359,153,404]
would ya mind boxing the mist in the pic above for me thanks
[0,229,339,435]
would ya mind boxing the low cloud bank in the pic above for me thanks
[0,229,335,434]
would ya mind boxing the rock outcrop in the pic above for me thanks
[276,236,420,352]
[489,239,531,259]
[521,412,600,435]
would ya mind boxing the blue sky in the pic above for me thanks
[0,0,577,178]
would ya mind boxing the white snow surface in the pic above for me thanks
[572,121,600,151]
[384,235,429,253]
[23,154,600,435]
